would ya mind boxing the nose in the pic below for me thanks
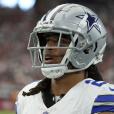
[44,38,57,55]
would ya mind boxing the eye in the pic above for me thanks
[61,38,70,44]
[60,34,71,46]
[46,36,58,43]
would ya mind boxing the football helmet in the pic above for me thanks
[28,4,107,79]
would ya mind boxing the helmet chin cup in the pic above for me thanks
[41,65,68,79]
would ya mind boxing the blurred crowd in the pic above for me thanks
[0,0,114,111]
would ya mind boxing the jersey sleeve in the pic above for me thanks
[92,83,114,113]
[15,81,40,114]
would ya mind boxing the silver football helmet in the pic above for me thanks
[28,4,107,79]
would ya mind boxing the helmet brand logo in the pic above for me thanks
[76,12,101,34]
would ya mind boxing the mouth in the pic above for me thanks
[44,54,63,64]
[44,56,54,64]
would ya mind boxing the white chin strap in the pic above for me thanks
[41,65,68,79]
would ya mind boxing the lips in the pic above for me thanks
[44,56,54,64]
[44,54,62,64]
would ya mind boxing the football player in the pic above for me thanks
[16,4,114,114]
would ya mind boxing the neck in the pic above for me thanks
[51,71,85,96]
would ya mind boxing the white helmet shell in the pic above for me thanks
[28,4,107,78]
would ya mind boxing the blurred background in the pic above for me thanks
[0,0,114,113]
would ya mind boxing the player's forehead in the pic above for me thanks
[37,32,71,40]
[37,32,58,38]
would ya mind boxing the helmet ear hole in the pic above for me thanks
[83,48,89,54]
[83,45,93,54]
[83,42,98,54]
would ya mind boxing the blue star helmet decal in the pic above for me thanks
[76,12,101,34]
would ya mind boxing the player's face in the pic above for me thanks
[43,33,71,64]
